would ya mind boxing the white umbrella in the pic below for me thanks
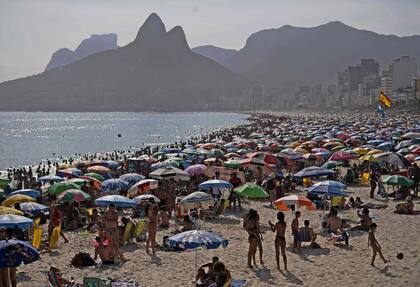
[179,191,214,210]
[149,166,190,181]
[134,194,161,205]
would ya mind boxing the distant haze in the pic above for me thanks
[1,0,420,82]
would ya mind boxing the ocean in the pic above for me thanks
[0,112,247,169]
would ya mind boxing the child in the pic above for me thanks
[368,223,388,266]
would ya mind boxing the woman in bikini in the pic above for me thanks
[245,210,263,268]
[146,202,158,254]
[269,212,288,270]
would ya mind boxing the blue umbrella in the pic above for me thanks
[312,180,346,190]
[0,214,33,229]
[293,166,336,178]
[168,230,228,250]
[199,180,233,191]
[0,240,40,267]
[101,179,129,193]
[161,147,181,154]
[7,189,40,199]
[367,139,384,146]
[305,185,348,197]
[377,142,393,151]
[37,175,64,183]
[95,195,136,208]
[119,173,145,186]
[19,202,49,216]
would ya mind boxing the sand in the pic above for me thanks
[18,185,420,287]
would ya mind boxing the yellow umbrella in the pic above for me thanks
[1,194,36,207]
[288,141,301,148]
[360,154,381,162]
[294,147,309,154]
[366,149,384,156]
[0,206,24,215]
[353,147,368,155]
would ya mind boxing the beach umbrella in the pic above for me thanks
[329,151,358,161]
[293,166,336,178]
[0,240,40,267]
[367,139,385,146]
[57,189,91,203]
[160,147,182,154]
[312,180,346,190]
[198,180,233,192]
[168,230,228,250]
[321,161,344,169]
[305,185,348,197]
[179,191,214,209]
[47,182,81,195]
[7,189,40,199]
[56,168,82,178]
[134,194,161,205]
[119,173,145,186]
[234,183,269,198]
[162,157,183,168]
[240,157,265,166]
[373,152,409,167]
[311,148,329,153]
[185,164,208,176]
[128,179,158,196]
[273,195,316,211]
[37,175,64,183]
[149,166,190,181]
[353,147,368,155]
[95,195,136,208]
[402,132,420,139]
[101,179,129,193]
[0,178,11,190]
[208,149,225,158]
[78,176,102,190]
[152,151,166,160]
[246,152,278,165]
[83,173,105,182]
[0,207,23,215]
[360,154,381,162]
[377,142,393,151]
[223,158,241,168]
[381,175,413,187]
[1,195,36,207]
[87,165,111,174]
[0,214,33,229]
[19,202,49,215]
[366,149,384,155]
[330,145,347,152]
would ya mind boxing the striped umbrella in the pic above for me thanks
[101,179,129,193]
[273,195,316,211]
[1,195,36,207]
[57,189,91,202]
[7,189,40,199]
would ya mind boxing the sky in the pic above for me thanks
[0,0,419,82]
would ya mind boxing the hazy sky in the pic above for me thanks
[1,0,419,82]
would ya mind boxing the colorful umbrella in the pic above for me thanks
[321,161,344,169]
[83,173,105,182]
[0,240,40,267]
[293,166,336,178]
[149,166,190,181]
[57,189,91,202]
[95,195,136,208]
[134,194,161,205]
[7,189,40,199]
[168,230,228,250]
[37,175,64,183]
[1,195,36,207]
[329,151,358,161]
[273,195,316,211]
[0,214,33,229]
[0,207,23,216]
[179,191,214,209]
[19,202,49,215]
[101,179,129,193]
[128,179,158,196]
[198,180,233,192]
[86,165,111,174]
[234,183,269,198]
[47,182,81,195]
[119,173,145,186]
[56,168,82,178]
[305,185,348,197]
[185,164,208,176]
[312,180,346,190]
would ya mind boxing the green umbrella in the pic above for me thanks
[84,173,105,182]
[381,175,414,187]
[223,158,241,168]
[321,161,343,169]
[234,183,269,198]
[331,145,346,152]
[48,182,81,195]
[152,151,166,160]
[0,178,11,190]
[0,189,5,204]
[57,189,91,202]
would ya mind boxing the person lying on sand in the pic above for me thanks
[347,197,388,209]
[368,223,388,267]
[394,198,414,215]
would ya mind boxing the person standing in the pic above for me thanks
[269,212,288,270]
[102,204,123,260]
[244,210,263,268]
[369,169,378,199]
[291,211,301,251]
[228,173,242,210]
[146,201,158,254]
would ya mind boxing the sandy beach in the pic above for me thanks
[17,184,420,287]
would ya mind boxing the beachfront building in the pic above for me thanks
[380,75,393,99]
[391,56,417,103]
[413,77,420,102]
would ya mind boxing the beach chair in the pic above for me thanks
[46,268,76,287]
[133,219,146,241]
[83,277,111,287]
[331,196,344,209]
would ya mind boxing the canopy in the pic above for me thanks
[57,189,91,202]
[134,194,161,205]
[234,183,269,198]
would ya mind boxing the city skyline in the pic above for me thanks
[1,0,420,82]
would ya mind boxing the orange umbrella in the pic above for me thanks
[86,165,111,174]
[273,195,316,211]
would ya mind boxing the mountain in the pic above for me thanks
[0,13,251,112]
[224,21,420,90]
[192,45,237,67]
[45,33,119,71]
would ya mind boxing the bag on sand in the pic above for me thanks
[71,252,95,267]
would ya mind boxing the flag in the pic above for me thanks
[378,91,392,108]
[377,104,385,119]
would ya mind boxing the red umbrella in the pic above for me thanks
[329,151,358,161]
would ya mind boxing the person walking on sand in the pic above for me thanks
[146,201,158,254]
[269,212,288,270]
[368,223,388,266]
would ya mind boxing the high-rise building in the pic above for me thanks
[337,71,349,107]
[392,56,417,91]
[348,58,379,92]
[412,77,420,102]
[380,76,393,98]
